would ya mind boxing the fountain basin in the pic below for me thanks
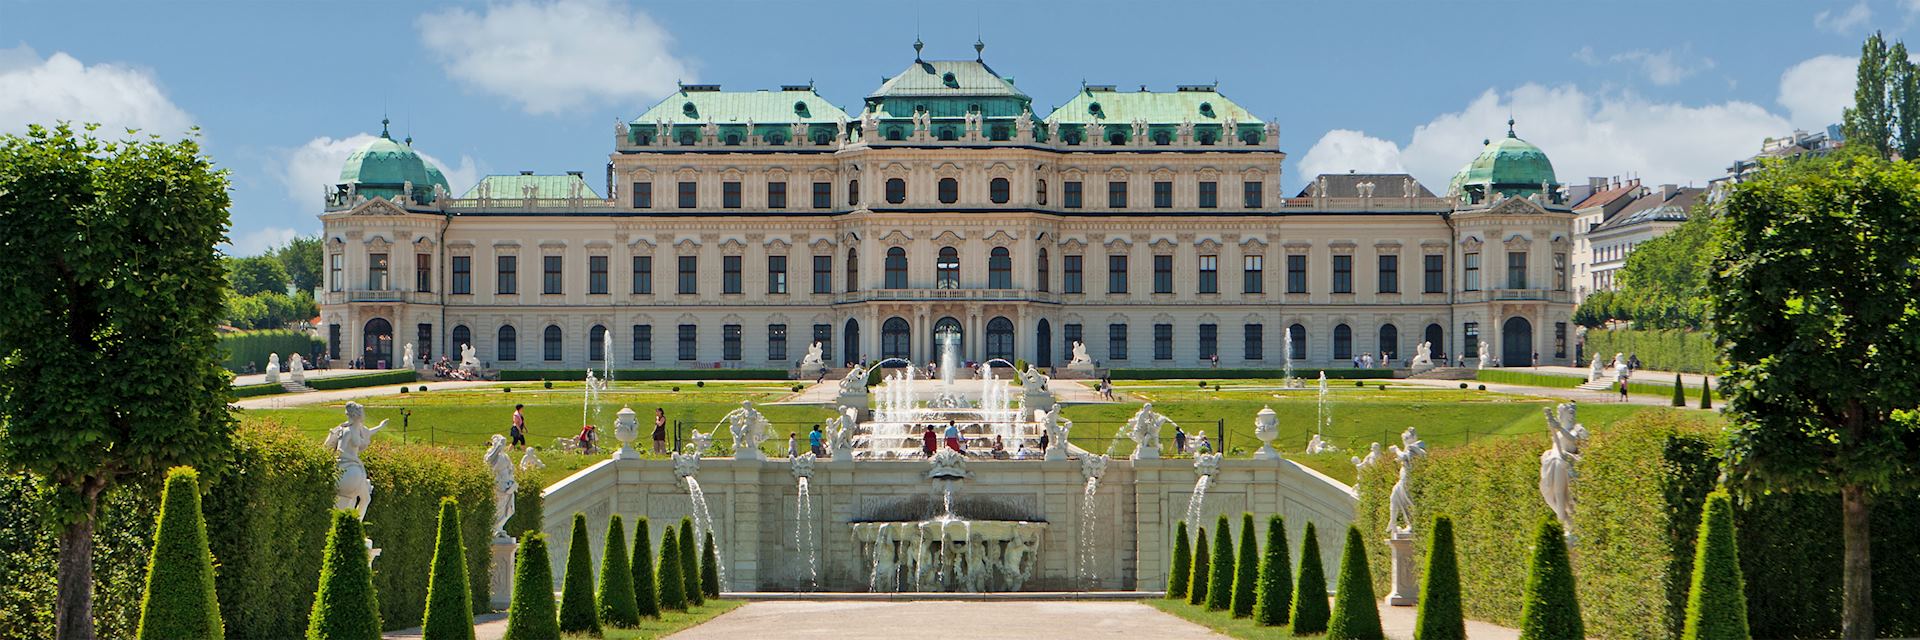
[854,520,1048,592]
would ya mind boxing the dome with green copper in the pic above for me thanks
[1447,119,1557,203]
[338,118,449,204]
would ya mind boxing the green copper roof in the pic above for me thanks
[338,120,450,203]
[635,86,849,125]
[1448,122,1557,197]
[868,59,1027,100]
[458,173,600,200]
[1044,87,1260,125]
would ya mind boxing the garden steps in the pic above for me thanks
[1575,377,1615,391]
[278,379,315,393]
[1405,367,1477,380]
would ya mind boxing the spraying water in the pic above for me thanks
[1283,327,1296,387]
[684,476,726,588]
[1316,371,1332,437]
[795,476,817,590]
[1183,475,1212,534]
[1077,475,1101,589]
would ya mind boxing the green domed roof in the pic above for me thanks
[338,119,450,203]
[1448,120,1557,201]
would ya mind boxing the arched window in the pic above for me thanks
[937,127,957,141]
[843,319,861,364]
[886,127,905,141]
[812,131,831,145]
[1334,324,1352,360]
[1109,132,1126,145]
[497,325,517,361]
[885,247,909,289]
[1036,179,1048,205]
[882,317,911,359]
[988,247,1012,289]
[544,325,564,362]
[938,178,959,204]
[846,247,860,292]
[848,179,859,206]
[363,318,393,367]
[1152,130,1171,145]
[885,178,906,204]
[989,178,1010,204]
[1198,131,1216,145]
[451,325,471,354]
[635,133,652,146]
[933,316,963,356]
[724,133,741,145]
[986,317,1015,361]
[1064,131,1082,145]
[1036,249,1050,292]
[589,325,607,361]
[1378,324,1398,362]
[678,131,696,145]
[766,133,786,146]
[1424,323,1444,360]
[1289,323,1306,360]
[936,247,960,289]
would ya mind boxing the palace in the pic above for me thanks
[318,44,1575,372]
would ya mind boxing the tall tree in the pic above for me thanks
[1614,209,1717,330]
[0,124,235,640]
[1711,152,1920,639]
[1892,42,1920,161]
[1845,31,1893,157]
[273,235,324,293]
[227,255,289,296]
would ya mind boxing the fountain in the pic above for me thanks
[852,449,1048,592]
[1076,454,1109,589]
[791,453,818,590]
[844,329,1052,460]
[672,447,726,587]
[1305,371,1335,453]
[1184,452,1222,533]
[1282,327,1297,388]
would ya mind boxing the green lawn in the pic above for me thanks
[566,599,743,639]
[1147,599,1301,639]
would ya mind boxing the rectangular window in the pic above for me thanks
[451,256,471,294]
[812,255,832,294]
[1507,251,1528,289]
[812,181,831,209]
[722,324,742,361]
[415,253,432,293]
[678,324,697,361]
[1153,254,1174,294]
[1553,252,1567,291]
[329,254,342,292]
[417,323,432,363]
[767,324,787,361]
[631,181,651,209]
[1198,255,1218,294]
[1108,323,1128,361]
[1332,255,1353,293]
[766,181,786,209]
[1554,322,1567,359]
[1108,181,1128,208]
[677,181,697,208]
[1244,323,1263,360]
[367,253,389,290]
[1464,323,1480,357]
[1243,255,1263,293]
[722,181,742,209]
[1154,323,1173,360]
[633,324,652,361]
[1198,181,1218,209]
[1287,254,1307,293]
[1064,323,1082,361]
[496,255,517,294]
[1377,254,1399,293]
[1063,255,1083,294]
[1199,324,1217,359]
[1243,181,1264,208]
[542,255,563,294]
[1464,252,1481,291]
[1423,255,1444,293]
[1153,181,1173,208]
[768,255,788,294]
[812,324,833,364]
[678,256,697,294]
[328,324,340,359]
[723,255,742,294]
[588,255,608,294]
[632,256,653,294]
[1063,181,1083,208]
[1107,255,1128,294]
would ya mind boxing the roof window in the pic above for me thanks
[1088,102,1103,117]
[794,101,810,117]
[942,72,958,87]
[1199,102,1215,117]
[682,102,697,118]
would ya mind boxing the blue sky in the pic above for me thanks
[0,0,1888,254]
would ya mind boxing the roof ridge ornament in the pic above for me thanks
[380,116,391,140]
[913,38,924,62]
[974,38,984,62]
[1507,116,1517,138]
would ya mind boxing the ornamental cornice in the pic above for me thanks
[1328,241,1357,254]
[984,229,1017,245]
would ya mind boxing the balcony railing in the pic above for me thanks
[1458,289,1571,303]
[322,290,439,305]
[834,289,1059,304]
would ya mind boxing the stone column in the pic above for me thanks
[724,461,764,593]
[1387,531,1417,606]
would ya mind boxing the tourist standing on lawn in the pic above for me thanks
[510,405,527,447]
[651,408,668,454]
[1174,425,1188,454]
[809,424,825,456]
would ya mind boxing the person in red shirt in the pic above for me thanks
[922,425,938,457]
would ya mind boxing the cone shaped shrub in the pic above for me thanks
[700,531,720,598]
[1254,514,1292,626]
[1672,373,1686,406]
[1233,512,1259,618]
[420,498,474,640]
[597,515,639,628]
[1681,491,1749,640]
[1291,522,1331,635]
[1327,526,1384,640]
[1207,514,1234,611]
[629,517,660,618]
[678,518,703,606]
[307,509,382,640]
[1699,377,1713,409]
[1188,529,1211,606]
[137,467,224,640]
[502,532,558,640]
[557,514,602,635]
[1413,516,1465,640]
[656,526,687,611]
[1517,517,1583,640]
[1168,523,1191,599]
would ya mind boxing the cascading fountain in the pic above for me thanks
[673,447,726,587]
[1184,452,1222,534]
[1305,371,1336,453]
[853,449,1047,592]
[1076,454,1109,589]
[790,453,818,591]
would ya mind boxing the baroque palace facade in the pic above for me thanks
[318,46,1576,372]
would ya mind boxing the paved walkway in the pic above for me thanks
[774,378,1114,405]
[1530,364,1717,388]
[384,613,508,640]
[1394,376,1708,409]
[233,379,500,409]
[664,600,1222,639]
[1379,599,1519,640]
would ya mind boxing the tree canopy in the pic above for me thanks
[272,235,323,293]
[226,255,289,297]
[1571,207,1717,330]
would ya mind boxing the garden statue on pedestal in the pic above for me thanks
[264,353,281,384]
[1539,402,1589,542]
[797,341,825,375]
[1127,402,1174,460]
[324,402,385,519]
[1409,341,1433,373]
[1042,405,1073,461]
[1387,445,1416,535]
[485,434,517,540]
[828,407,857,462]
[836,363,871,419]
[1020,365,1055,416]
[1589,353,1604,382]
[1252,406,1281,460]
[612,406,640,460]
[460,343,480,373]
[718,400,771,461]
[402,343,414,369]
[1067,341,1095,371]
[1400,426,1427,457]
[1351,442,1382,469]
[1306,433,1336,454]
[1477,341,1491,369]
[519,447,545,472]
[288,353,305,384]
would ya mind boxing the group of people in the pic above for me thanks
[1171,425,1213,455]
[506,405,673,455]
[429,354,484,381]
[786,424,829,458]
[915,420,1016,459]
[1350,351,1393,369]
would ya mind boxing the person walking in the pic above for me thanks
[809,424,825,457]
[944,420,963,453]
[921,425,938,457]
[1618,377,1630,402]
[1173,425,1188,454]
[651,407,668,454]
[510,405,527,447]
[788,432,800,458]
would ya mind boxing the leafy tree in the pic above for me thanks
[135,467,223,640]
[1187,528,1210,606]
[223,290,269,329]
[655,526,686,611]
[1413,516,1464,640]
[597,515,638,628]
[1168,522,1191,599]
[306,510,381,640]
[227,255,290,296]
[1712,152,1920,639]
[1893,42,1920,161]
[557,514,600,636]
[502,532,558,640]
[0,124,236,640]
[700,531,720,598]
[629,517,659,618]
[1681,491,1750,640]
[1232,513,1258,617]
[1326,526,1383,640]
[678,519,702,606]
[1291,522,1330,634]
[1614,209,1717,330]
[1516,517,1583,640]
[420,498,473,640]
[1254,515,1292,626]
[273,235,324,293]
[1845,32,1894,158]
[1207,515,1234,611]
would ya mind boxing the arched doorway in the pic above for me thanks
[882,317,911,360]
[1378,324,1398,362]
[1036,319,1053,367]
[985,317,1014,361]
[1501,316,1533,367]
[843,319,861,364]
[1424,323,1444,361]
[932,317,963,360]
[362,318,393,368]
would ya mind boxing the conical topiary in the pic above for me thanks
[1233,512,1259,618]
[1681,491,1749,640]
[1326,526,1384,640]
[1414,515,1465,640]
[1188,528,1211,606]
[656,526,687,611]
[137,467,224,640]
[597,515,639,628]
[700,531,720,598]
[307,509,382,640]
[1291,522,1331,635]
[1517,517,1584,640]
[502,532,558,640]
[1168,523,1192,599]
[1699,377,1713,410]
[557,514,601,636]
[420,498,474,640]
[678,518,702,606]
[1207,514,1234,611]
[1254,514,1293,626]
[629,517,660,618]
[1672,373,1686,406]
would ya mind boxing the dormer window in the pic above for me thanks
[724,133,741,145]
[1198,131,1215,145]
[943,72,958,87]
[767,134,786,146]
[682,102,697,118]
[1088,103,1103,117]
[793,101,810,117]
[938,127,957,141]
[968,103,981,113]
[886,127,905,141]
[1109,132,1126,145]
[1152,130,1171,145]
[678,131,696,145]
[1199,102,1215,117]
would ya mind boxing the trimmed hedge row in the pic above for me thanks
[1475,369,1691,397]
[219,329,321,373]
[496,368,790,382]
[1583,329,1719,374]
[231,382,287,398]
[1109,368,1395,380]
[362,442,494,630]
[307,369,417,390]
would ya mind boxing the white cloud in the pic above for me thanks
[278,133,478,206]
[1609,48,1716,86]
[1778,55,1857,129]
[1298,129,1406,178]
[1815,2,1872,34]
[227,226,301,257]
[0,44,193,136]
[417,0,692,114]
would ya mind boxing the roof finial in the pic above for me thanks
[974,38,985,62]
[913,38,923,62]
[1507,115,1516,138]
[380,116,391,139]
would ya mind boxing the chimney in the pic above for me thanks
[1589,177,1608,191]
[1660,184,1677,200]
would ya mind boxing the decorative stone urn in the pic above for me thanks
[1252,406,1281,461]
[611,406,640,460]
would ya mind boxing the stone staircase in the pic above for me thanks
[279,379,315,393]
[1405,367,1478,381]
[1575,376,1616,391]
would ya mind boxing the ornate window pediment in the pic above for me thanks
[1105,167,1131,180]
[585,241,612,255]
[1060,167,1086,179]
[1504,234,1531,250]
[1103,236,1132,249]
[1328,241,1358,255]
[720,238,747,255]
[1197,167,1221,181]
[880,162,912,178]
[719,167,745,181]
[1374,240,1402,253]
[673,237,701,252]
[764,167,790,180]
[1060,238,1087,252]
[1148,237,1177,251]
[1196,238,1222,252]
[879,229,913,245]
[351,199,409,217]
[1422,240,1449,254]
[984,229,1016,245]
[674,167,700,180]
[1284,240,1312,254]
[808,237,836,252]
[1240,236,1269,250]
[809,167,836,180]
[985,162,1016,177]
[1240,167,1267,180]
[932,229,966,245]
[1460,235,1484,250]
[366,235,392,251]
[626,167,654,180]
[933,163,964,178]
[1149,167,1176,181]
[628,236,657,251]
[765,237,792,252]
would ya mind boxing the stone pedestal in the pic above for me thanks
[1387,532,1417,606]
[489,538,517,610]
[1131,442,1160,461]
[612,445,640,460]
[1253,444,1281,461]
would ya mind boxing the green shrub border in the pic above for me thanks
[307,370,418,390]
[496,369,789,382]
[1475,369,1690,397]
[1584,328,1719,374]
[1110,368,1395,380]
[218,330,321,373]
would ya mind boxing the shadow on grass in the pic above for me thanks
[1146,598,1301,639]
[570,599,745,639]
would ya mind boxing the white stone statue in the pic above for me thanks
[1252,405,1281,460]
[1020,365,1055,415]
[828,407,857,462]
[264,353,281,384]
[1387,444,1415,535]
[1126,402,1173,460]
[485,434,517,540]
[1410,341,1432,369]
[1042,405,1072,462]
[402,343,414,369]
[1067,341,1094,371]
[324,402,386,520]
[519,446,545,472]
[1612,352,1629,383]
[1193,452,1222,477]
[928,448,969,479]
[1081,453,1108,480]
[459,343,480,373]
[1305,433,1337,454]
[836,363,871,417]
[1400,426,1428,458]
[1477,341,1491,369]
[719,400,771,461]
[1350,442,1382,469]
[688,428,714,456]
[798,341,825,373]
[671,450,700,482]
[611,406,639,459]
[790,452,816,478]
[288,353,305,384]
[1539,402,1589,539]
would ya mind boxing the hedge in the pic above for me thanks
[307,510,382,640]
[1231,512,1258,618]
[1327,525,1385,640]
[1206,515,1234,611]
[496,369,789,382]
[1188,529,1210,606]
[362,442,494,630]
[1253,515,1291,626]
[1517,517,1584,640]
[1168,523,1191,599]
[420,498,474,640]
[556,514,601,635]
[233,382,288,398]
[219,329,321,373]
[135,467,223,640]
[307,370,418,391]
[1475,369,1691,396]
[502,533,559,640]
[678,518,702,606]
[1583,328,1719,374]
[1109,368,1394,380]
[1290,521,1330,634]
